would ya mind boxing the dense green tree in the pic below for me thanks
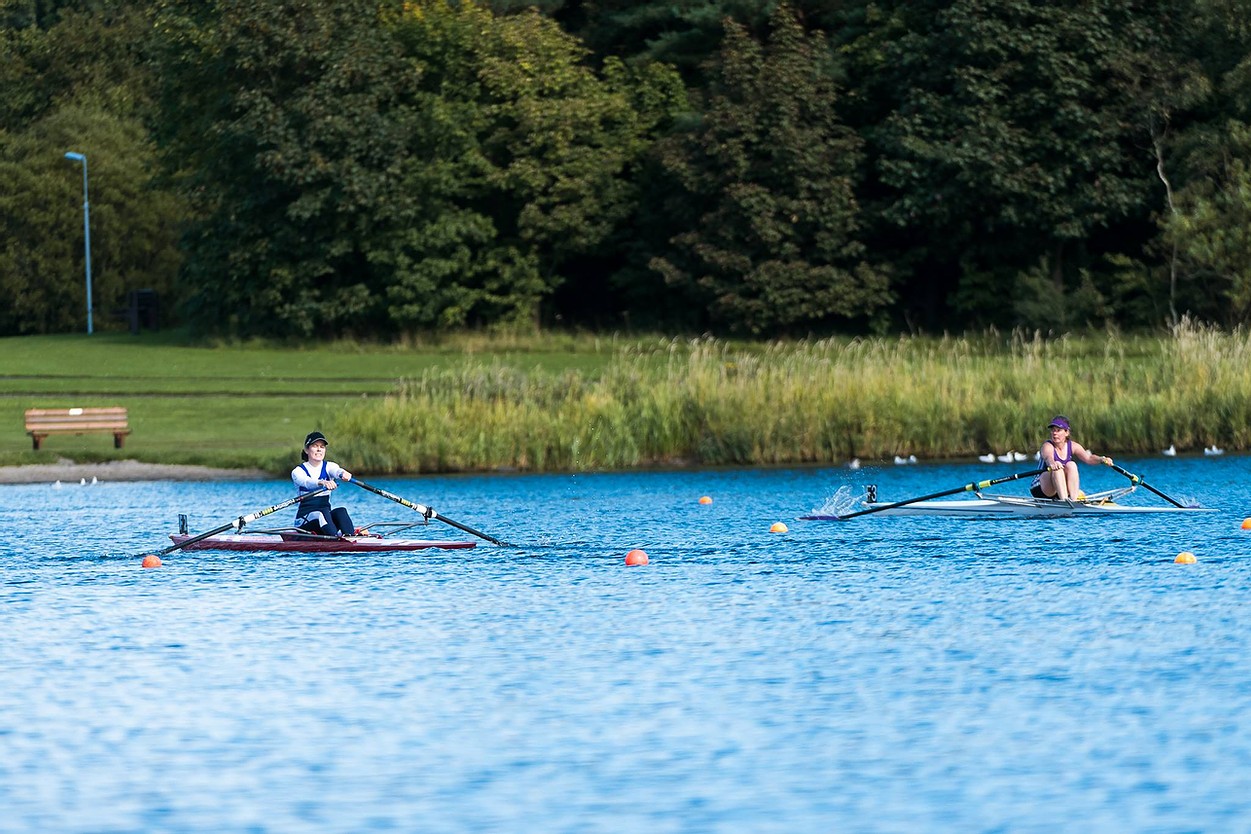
[7,0,1250,337]
[574,0,767,78]
[1162,123,1251,324]
[0,105,183,334]
[1,0,86,29]
[1,2,157,127]
[1151,0,1251,325]
[840,0,1173,330]
[0,2,185,335]
[391,1,682,329]
[157,0,448,336]
[562,1,849,77]
[645,3,890,334]
[157,0,679,336]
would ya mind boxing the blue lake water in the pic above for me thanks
[2,456,1249,833]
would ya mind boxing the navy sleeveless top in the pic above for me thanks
[296,461,333,518]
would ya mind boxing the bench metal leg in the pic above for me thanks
[32,435,44,451]
[114,434,126,449]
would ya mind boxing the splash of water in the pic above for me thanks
[809,485,864,517]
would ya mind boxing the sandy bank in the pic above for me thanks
[0,459,269,485]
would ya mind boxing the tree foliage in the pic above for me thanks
[1155,0,1251,325]
[647,3,890,334]
[0,3,184,336]
[392,2,683,328]
[0,105,183,334]
[4,0,1251,337]
[840,0,1176,330]
[155,0,678,337]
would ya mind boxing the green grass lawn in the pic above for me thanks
[6,327,1246,474]
[0,331,621,470]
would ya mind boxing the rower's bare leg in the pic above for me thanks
[1043,469,1069,500]
[1064,461,1081,499]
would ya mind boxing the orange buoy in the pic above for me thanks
[1174,551,1197,564]
[699,496,713,505]
[769,522,788,533]
[1241,518,1251,530]
[625,549,649,566]
[141,554,162,568]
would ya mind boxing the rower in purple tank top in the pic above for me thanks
[1030,415,1114,501]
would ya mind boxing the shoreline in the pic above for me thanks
[0,459,270,485]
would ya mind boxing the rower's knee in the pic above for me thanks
[331,507,354,537]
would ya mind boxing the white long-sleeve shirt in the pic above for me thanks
[291,460,348,491]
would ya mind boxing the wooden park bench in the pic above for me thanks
[25,407,131,450]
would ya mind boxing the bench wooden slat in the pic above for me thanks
[25,407,126,417]
[24,415,129,427]
[25,407,131,450]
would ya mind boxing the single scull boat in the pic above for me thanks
[801,486,1215,520]
[168,521,476,552]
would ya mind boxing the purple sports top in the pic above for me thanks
[1032,440,1072,488]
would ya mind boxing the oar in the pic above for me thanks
[830,469,1044,520]
[350,478,510,546]
[1109,463,1187,508]
[135,487,330,558]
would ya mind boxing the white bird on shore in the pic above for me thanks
[847,458,861,470]
[908,454,917,464]
[996,451,1015,463]
[53,480,62,489]
[91,476,98,484]
[1204,445,1224,456]
[1162,444,1176,457]
[1034,450,1042,461]
[978,453,995,463]
[80,478,87,486]
[1013,451,1029,462]
[894,455,909,465]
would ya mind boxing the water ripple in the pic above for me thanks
[2,459,1249,832]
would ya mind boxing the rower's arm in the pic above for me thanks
[1074,443,1112,466]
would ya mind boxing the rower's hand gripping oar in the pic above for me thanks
[350,478,510,546]
[1109,463,1188,508]
[135,487,331,558]
[832,469,1044,520]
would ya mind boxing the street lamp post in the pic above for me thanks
[64,151,93,335]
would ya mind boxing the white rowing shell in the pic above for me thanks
[802,492,1215,520]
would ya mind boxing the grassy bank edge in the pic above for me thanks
[5,325,1248,474]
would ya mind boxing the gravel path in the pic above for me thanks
[0,459,268,484]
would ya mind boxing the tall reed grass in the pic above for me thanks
[331,322,1251,473]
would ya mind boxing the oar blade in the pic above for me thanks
[1109,463,1187,508]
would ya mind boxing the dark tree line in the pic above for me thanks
[2,0,1250,337]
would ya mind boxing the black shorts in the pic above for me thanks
[1029,484,1049,499]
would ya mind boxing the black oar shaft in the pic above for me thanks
[838,469,1044,520]
[350,479,509,546]
[1110,463,1186,508]
[142,487,330,558]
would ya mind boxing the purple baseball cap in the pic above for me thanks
[1047,416,1070,430]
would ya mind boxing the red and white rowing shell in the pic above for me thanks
[168,533,477,552]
